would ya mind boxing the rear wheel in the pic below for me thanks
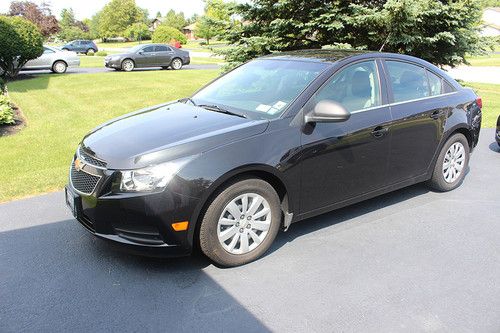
[86,48,96,55]
[428,133,469,191]
[170,58,183,70]
[199,178,282,267]
[52,61,67,74]
[121,59,134,72]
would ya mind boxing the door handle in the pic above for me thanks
[430,110,444,120]
[371,126,389,138]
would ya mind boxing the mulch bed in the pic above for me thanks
[0,104,26,137]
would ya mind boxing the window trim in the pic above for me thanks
[305,58,385,114]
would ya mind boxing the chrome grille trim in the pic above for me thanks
[78,146,107,168]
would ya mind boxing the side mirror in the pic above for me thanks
[137,50,143,55]
[305,100,350,123]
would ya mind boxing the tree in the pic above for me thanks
[8,1,59,37]
[58,8,90,41]
[152,25,187,45]
[98,0,148,38]
[0,16,43,79]
[163,9,187,31]
[124,22,151,41]
[219,0,486,69]
[196,0,231,44]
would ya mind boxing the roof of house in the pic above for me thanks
[183,23,197,31]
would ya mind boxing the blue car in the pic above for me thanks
[61,40,98,54]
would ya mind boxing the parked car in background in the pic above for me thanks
[66,50,482,267]
[104,44,190,71]
[23,46,80,74]
[496,114,500,147]
[61,40,98,54]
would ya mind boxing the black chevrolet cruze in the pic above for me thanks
[66,50,482,266]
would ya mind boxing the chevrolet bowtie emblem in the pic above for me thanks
[74,158,85,172]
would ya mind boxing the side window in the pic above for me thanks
[386,61,429,102]
[142,46,155,53]
[427,70,443,96]
[312,60,381,112]
[155,45,171,52]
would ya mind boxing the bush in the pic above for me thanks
[0,16,43,79]
[0,94,15,125]
[152,25,187,45]
[95,51,108,56]
[87,51,95,56]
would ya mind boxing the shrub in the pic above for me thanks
[0,97,15,125]
[152,25,187,45]
[87,51,95,56]
[0,16,43,79]
[95,51,108,56]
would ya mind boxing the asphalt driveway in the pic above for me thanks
[1,129,499,332]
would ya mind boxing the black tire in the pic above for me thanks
[199,178,282,267]
[121,59,134,72]
[51,60,67,74]
[427,133,470,192]
[86,48,96,55]
[170,58,183,70]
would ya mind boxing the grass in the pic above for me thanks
[0,70,218,202]
[1,78,497,202]
[463,82,500,128]
[78,55,223,68]
[466,54,500,67]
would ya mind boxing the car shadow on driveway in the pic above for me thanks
[0,218,271,332]
[268,183,431,256]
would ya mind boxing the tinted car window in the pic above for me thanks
[386,61,429,102]
[155,45,171,52]
[312,60,381,112]
[142,46,155,53]
[427,70,443,96]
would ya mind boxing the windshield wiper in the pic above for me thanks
[198,104,247,118]
[179,97,197,106]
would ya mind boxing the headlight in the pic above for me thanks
[119,157,192,192]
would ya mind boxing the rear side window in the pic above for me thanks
[155,45,171,52]
[386,61,429,103]
[427,70,443,96]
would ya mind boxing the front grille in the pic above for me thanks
[70,162,101,194]
[79,147,107,168]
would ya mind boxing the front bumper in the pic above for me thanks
[65,179,200,257]
[104,58,121,69]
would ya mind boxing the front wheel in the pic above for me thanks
[170,58,183,70]
[427,133,470,191]
[52,61,67,74]
[199,178,282,267]
[121,59,134,72]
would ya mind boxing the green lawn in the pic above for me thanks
[0,70,218,202]
[463,82,500,129]
[466,54,500,67]
[78,55,223,68]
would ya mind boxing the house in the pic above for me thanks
[183,23,198,40]
[149,17,164,32]
[481,7,500,37]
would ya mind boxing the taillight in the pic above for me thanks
[476,97,482,109]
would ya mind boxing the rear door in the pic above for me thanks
[300,59,393,213]
[154,45,174,66]
[382,60,449,183]
[24,47,53,69]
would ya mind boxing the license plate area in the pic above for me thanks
[65,187,78,218]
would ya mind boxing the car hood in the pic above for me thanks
[81,102,269,169]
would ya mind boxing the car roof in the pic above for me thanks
[261,49,370,63]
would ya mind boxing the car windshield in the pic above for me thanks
[129,45,144,53]
[192,59,328,119]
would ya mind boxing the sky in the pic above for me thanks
[0,0,207,20]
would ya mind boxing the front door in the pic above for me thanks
[382,60,447,183]
[300,60,393,214]
[135,45,156,67]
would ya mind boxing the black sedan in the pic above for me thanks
[104,44,190,71]
[66,50,482,267]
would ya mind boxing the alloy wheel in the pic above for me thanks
[442,142,465,183]
[171,59,182,70]
[217,193,272,255]
[122,60,134,72]
[53,61,67,73]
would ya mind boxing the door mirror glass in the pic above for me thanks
[305,100,350,123]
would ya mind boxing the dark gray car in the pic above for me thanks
[104,44,190,71]
[61,40,98,54]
